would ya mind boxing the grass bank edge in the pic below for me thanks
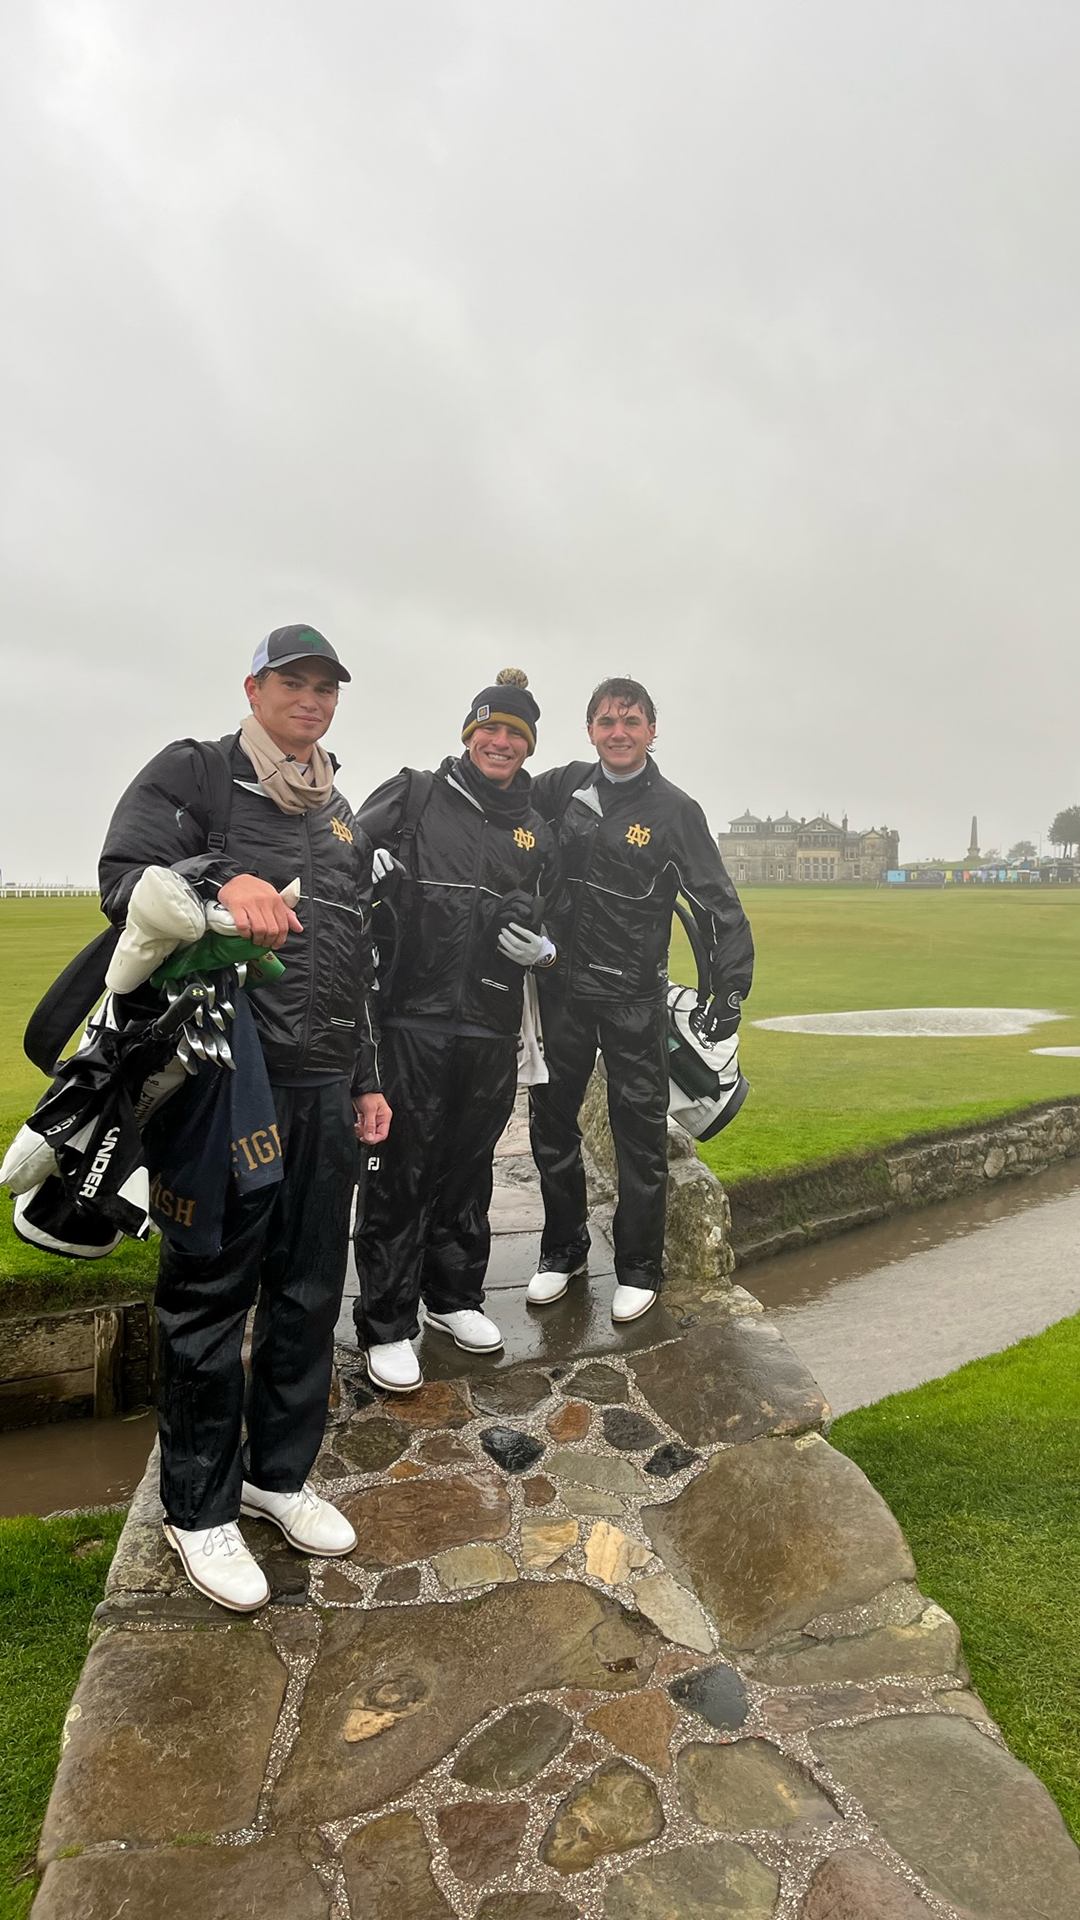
[705,1090,1080,1230]
[0,1510,125,1919]
[831,1313,1080,1845]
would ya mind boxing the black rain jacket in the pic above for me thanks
[356,757,554,1039]
[98,734,380,1093]
[530,758,754,1008]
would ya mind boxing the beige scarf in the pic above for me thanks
[239,715,335,814]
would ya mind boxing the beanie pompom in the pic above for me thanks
[496,667,529,689]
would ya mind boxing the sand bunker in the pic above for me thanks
[753,1008,1066,1038]
[1030,1046,1080,1057]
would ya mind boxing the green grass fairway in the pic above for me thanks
[3,888,1080,1288]
[670,886,1080,1189]
[832,1313,1080,1843]
[0,1510,125,1919]
[0,899,157,1300]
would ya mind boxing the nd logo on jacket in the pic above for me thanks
[626,823,651,847]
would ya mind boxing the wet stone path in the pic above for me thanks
[33,1110,1080,1919]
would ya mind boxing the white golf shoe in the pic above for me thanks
[525,1261,587,1307]
[611,1284,658,1323]
[366,1339,423,1392]
[163,1520,270,1613]
[425,1308,504,1352]
[241,1481,357,1556]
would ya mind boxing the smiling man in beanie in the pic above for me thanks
[352,669,555,1392]
[97,626,390,1610]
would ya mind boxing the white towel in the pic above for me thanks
[516,973,549,1086]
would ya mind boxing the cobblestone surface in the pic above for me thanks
[32,1104,1080,1917]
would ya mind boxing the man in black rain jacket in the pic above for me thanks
[98,625,390,1611]
[353,669,554,1392]
[527,675,753,1324]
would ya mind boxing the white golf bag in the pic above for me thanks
[665,902,749,1140]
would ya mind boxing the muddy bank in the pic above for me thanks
[727,1098,1080,1264]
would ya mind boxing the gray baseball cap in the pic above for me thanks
[250,625,351,683]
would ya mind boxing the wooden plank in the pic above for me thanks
[0,1312,95,1384]
[93,1308,123,1419]
[119,1301,154,1412]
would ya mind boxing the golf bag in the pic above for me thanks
[8,983,209,1258]
[666,901,749,1140]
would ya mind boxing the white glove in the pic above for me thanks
[105,866,207,993]
[372,847,396,884]
[497,923,556,968]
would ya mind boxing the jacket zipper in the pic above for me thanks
[566,808,599,996]
[299,811,316,1066]
[454,810,487,1023]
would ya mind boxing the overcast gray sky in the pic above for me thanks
[2,0,1077,878]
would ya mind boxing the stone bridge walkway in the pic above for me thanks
[32,1108,1080,1919]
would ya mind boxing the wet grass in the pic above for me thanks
[0,899,156,1300]
[831,1311,1080,1843]
[0,1510,125,1919]
[669,886,1080,1189]
[5,887,1080,1291]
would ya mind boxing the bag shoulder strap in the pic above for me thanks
[396,768,434,875]
[191,735,236,855]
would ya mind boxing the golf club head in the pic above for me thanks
[176,1036,198,1077]
[185,1024,208,1061]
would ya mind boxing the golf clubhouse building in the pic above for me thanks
[718,812,900,885]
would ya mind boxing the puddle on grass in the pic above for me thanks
[0,1410,156,1518]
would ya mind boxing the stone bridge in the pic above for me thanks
[31,1102,1080,1919]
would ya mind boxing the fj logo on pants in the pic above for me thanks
[626,823,651,847]
[513,827,536,850]
[331,816,354,843]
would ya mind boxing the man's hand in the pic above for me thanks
[353,1093,392,1144]
[217,875,303,949]
[694,993,742,1045]
[497,923,556,968]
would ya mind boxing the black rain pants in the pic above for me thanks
[528,992,669,1292]
[353,1023,518,1346]
[155,1079,357,1530]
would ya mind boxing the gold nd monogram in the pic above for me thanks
[513,827,536,850]
[331,816,354,843]
[626,823,651,848]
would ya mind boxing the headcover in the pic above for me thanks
[461,668,540,757]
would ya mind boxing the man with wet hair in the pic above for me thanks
[527,676,753,1323]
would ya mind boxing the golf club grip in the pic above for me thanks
[151,984,209,1039]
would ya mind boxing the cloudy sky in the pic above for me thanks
[2,0,1078,879]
